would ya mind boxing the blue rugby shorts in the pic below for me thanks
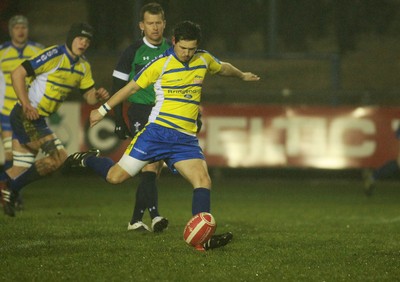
[125,123,205,171]
[10,104,53,144]
[127,103,153,136]
[0,113,12,131]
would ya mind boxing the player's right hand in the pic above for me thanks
[114,119,131,139]
[22,103,40,120]
[90,109,104,127]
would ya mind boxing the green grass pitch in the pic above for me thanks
[1,171,399,281]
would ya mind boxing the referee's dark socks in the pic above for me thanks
[141,171,159,219]
[192,187,210,215]
[85,156,114,180]
[131,176,147,223]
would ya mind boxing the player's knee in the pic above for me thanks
[106,166,129,184]
[36,157,61,175]
[50,150,68,169]
[35,148,68,175]
[106,163,134,184]
[105,174,124,184]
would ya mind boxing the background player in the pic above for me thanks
[112,2,170,232]
[0,15,44,209]
[363,125,400,196]
[0,23,109,217]
[65,20,260,250]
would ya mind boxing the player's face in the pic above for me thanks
[173,39,198,63]
[10,24,28,46]
[71,36,91,57]
[140,12,165,45]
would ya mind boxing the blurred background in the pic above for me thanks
[1,0,400,172]
[1,0,400,106]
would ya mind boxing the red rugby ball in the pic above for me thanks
[183,212,216,246]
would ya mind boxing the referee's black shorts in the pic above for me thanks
[126,103,154,136]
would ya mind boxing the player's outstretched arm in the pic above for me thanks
[218,62,260,81]
[90,80,141,127]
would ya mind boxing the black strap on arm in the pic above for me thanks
[21,60,35,77]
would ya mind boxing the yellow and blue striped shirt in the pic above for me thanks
[134,48,222,135]
[0,41,43,115]
[26,45,94,116]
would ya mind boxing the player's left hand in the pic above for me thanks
[242,72,260,81]
[95,87,110,101]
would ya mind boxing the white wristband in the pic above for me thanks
[98,103,111,116]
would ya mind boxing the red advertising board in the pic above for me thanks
[81,104,400,169]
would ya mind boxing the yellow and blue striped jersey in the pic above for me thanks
[0,41,43,115]
[134,48,222,135]
[26,45,94,116]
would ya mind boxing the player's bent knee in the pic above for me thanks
[106,165,131,184]
[50,150,68,168]
[35,148,68,176]
[105,175,123,184]
[106,174,130,184]
[35,157,60,175]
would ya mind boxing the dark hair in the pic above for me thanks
[140,2,165,21]
[173,21,201,43]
